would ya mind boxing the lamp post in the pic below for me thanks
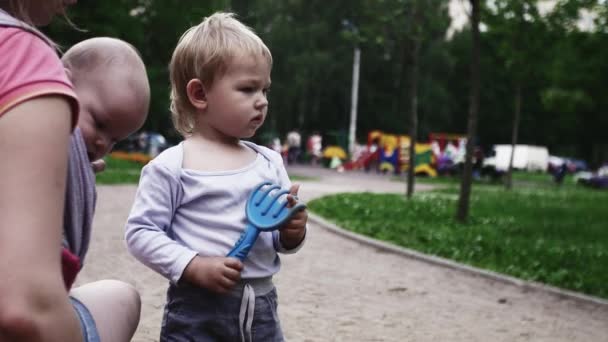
[342,20,360,159]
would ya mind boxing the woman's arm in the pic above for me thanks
[0,97,82,341]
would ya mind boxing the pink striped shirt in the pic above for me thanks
[0,26,78,124]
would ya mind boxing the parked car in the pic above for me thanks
[576,164,608,189]
[549,155,588,174]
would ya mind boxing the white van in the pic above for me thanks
[483,145,549,172]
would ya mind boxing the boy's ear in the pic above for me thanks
[186,79,207,111]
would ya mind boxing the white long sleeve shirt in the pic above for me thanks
[125,141,305,284]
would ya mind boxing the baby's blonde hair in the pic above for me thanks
[169,12,272,137]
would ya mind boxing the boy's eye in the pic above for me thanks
[240,87,255,93]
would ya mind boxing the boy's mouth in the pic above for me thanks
[251,114,264,124]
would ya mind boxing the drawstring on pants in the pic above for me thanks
[239,284,255,342]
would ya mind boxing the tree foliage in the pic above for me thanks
[44,0,607,165]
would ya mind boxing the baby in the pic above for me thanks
[60,37,149,286]
[60,37,150,342]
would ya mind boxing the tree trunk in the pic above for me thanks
[297,85,307,129]
[392,44,406,119]
[407,35,420,199]
[505,83,522,190]
[456,0,481,223]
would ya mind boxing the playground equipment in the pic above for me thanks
[226,182,306,261]
[341,130,469,177]
[343,130,439,176]
[428,132,468,176]
[398,136,436,176]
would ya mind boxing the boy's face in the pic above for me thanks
[200,54,271,140]
[73,68,148,161]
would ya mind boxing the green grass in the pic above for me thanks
[96,156,143,184]
[288,174,321,182]
[393,175,461,185]
[96,158,321,184]
[392,170,576,188]
[308,185,608,299]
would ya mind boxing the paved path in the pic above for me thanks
[78,166,608,341]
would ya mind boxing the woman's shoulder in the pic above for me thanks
[0,9,55,45]
[0,10,59,75]
[0,26,77,120]
[0,26,56,60]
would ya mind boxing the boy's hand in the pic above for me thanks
[280,184,308,250]
[181,256,243,294]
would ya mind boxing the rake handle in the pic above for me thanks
[226,223,261,261]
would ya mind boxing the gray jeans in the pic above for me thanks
[160,282,284,342]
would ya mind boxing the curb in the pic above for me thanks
[309,213,608,309]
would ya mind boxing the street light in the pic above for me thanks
[342,19,360,159]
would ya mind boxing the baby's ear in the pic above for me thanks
[64,68,73,82]
[186,79,207,111]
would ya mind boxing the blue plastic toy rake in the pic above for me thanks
[226,181,306,261]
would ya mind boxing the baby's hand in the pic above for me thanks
[182,256,243,294]
[280,184,308,250]
[91,159,106,173]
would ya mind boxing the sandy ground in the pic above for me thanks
[76,166,608,341]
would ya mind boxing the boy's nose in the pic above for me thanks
[255,95,268,109]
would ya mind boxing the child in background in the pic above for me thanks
[62,37,150,342]
[125,12,308,342]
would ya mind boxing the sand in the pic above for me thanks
[75,166,608,341]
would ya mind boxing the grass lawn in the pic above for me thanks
[96,156,143,184]
[97,156,322,184]
[290,175,321,182]
[307,181,608,299]
[393,170,573,187]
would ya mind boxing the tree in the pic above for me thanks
[542,0,608,166]
[484,0,546,189]
[352,0,449,197]
[43,0,604,164]
[456,0,480,223]
[406,0,422,199]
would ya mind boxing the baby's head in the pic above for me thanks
[62,37,150,161]
[169,12,272,137]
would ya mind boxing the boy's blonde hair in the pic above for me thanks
[169,12,272,137]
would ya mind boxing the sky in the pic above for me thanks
[448,0,470,37]
[447,0,598,37]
